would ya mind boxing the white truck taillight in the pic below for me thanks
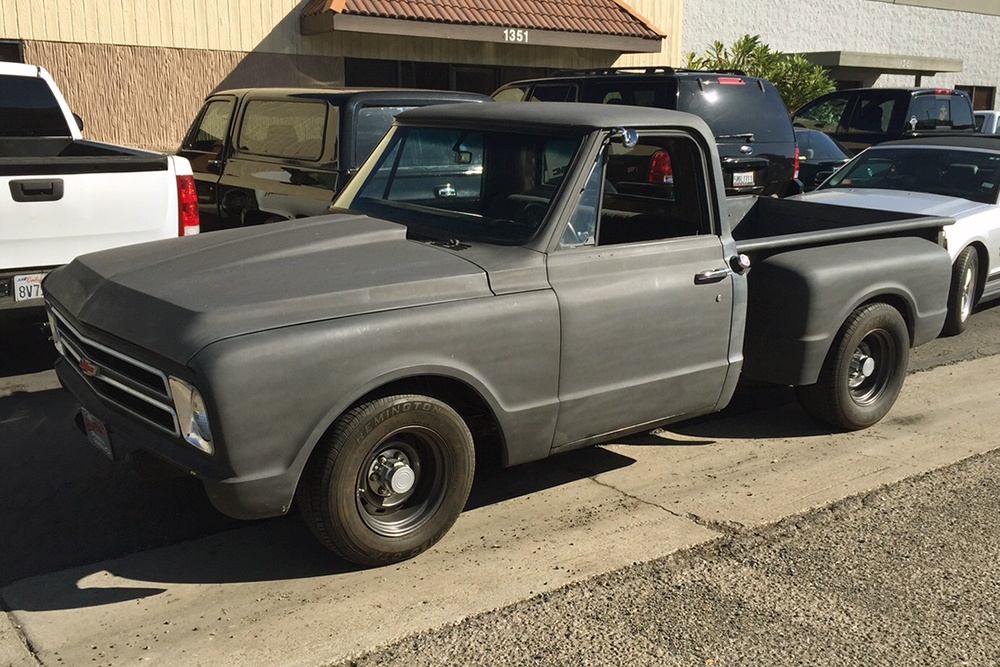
[177,175,200,236]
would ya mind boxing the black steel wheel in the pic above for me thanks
[297,394,475,566]
[796,303,909,431]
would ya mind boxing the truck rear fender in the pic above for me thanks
[741,237,951,386]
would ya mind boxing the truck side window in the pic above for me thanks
[236,99,328,161]
[847,94,895,134]
[182,98,234,155]
[356,106,415,165]
[792,94,851,133]
[595,135,710,246]
[529,84,577,102]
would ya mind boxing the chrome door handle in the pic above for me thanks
[694,268,730,284]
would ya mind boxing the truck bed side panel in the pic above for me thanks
[741,237,951,386]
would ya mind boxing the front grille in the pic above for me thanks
[49,306,180,436]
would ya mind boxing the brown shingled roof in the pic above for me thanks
[301,0,664,39]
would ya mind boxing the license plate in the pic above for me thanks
[14,272,46,301]
[732,171,755,187]
[81,409,115,460]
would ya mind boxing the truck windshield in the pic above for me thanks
[823,146,1000,205]
[335,125,581,245]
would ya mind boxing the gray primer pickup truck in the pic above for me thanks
[43,103,952,566]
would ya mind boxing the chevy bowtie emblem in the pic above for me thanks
[79,358,100,377]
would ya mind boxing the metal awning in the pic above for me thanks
[300,0,664,53]
[801,51,963,85]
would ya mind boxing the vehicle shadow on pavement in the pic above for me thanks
[0,323,57,378]
[0,369,842,613]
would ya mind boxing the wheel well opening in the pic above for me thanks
[354,377,506,471]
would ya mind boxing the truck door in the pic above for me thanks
[178,95,237,231]
[546,132,738,447]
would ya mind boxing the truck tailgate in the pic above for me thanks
[2,166,179,269]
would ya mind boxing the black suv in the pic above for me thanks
[493,68,800,197]
[792,88,976,155]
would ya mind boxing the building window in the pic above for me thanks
[955,85,996,111]
[346,58,549,96]
[0,40,24,63]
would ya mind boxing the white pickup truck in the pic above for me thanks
[0,62,199,322]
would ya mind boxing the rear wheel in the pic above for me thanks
[942,247,978,336]
[297,394,475,566]
[796,303,909,431]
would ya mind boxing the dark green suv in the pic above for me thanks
[493,68,800,197]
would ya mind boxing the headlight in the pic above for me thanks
[168,377,214,454]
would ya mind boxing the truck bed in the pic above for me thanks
[0,138,168,176]
[730,196,949,254]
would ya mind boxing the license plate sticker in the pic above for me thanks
[81,409,115,460]
[14,273,46,302]
[732,171,755,187]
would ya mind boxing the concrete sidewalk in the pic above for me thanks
[2,355,998,667]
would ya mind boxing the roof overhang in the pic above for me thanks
[300,0,664,54]
[801,51,963,78]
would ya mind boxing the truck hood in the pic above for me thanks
[798,188,990,219]
[45,214,493,363]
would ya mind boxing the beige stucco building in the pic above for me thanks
[0,0,681,151]
[3,0,996,153]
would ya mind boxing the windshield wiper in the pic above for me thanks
[716,132,755,142]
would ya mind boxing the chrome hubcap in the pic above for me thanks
[365,449,417,505]
[849,353,876,388]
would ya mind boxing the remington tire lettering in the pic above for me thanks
[297,394,475,566]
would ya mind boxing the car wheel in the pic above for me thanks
[796,303,909,431]
[942,247,978,336]
[297,394,475,566]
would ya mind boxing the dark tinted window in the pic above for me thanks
[0,74,71,137]
[581,82,667,108]
[676,78,793,142]
[907,94,975,131]
[847,92,897,133]
[794,129,848,160]
[237,99,328,160]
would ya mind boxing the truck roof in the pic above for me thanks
[397,101,713,134]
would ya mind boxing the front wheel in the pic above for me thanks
[297,395,475,566]
[942,247,979,336]
[796,303,909,431]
